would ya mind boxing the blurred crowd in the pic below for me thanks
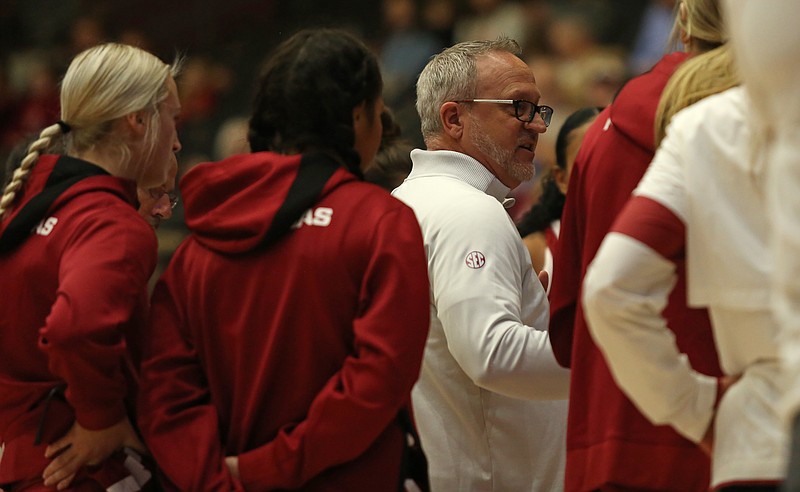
[0,0,678,266]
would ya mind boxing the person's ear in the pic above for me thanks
[352,101,368,137]
[553,167,569,195]
[440,101,464,140]
[125,111,147,138]
[353,102,365,123]
[679,2,691,47]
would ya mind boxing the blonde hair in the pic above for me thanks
[0,43,181,217]
[670,0,726,51]
[654,43,739,146]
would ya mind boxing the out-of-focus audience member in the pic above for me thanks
[517,106,600,277]
[548,1,729,490]
[365,108,413,191]
[628,0,677,75]
[453,0,528,46]
[379,0,443,150]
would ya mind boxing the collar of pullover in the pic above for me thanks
[408,149,513,206]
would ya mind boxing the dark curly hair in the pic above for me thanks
[248,29,383,175]
[517,106,602,237]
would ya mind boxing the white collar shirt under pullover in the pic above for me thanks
[393,149,569,492]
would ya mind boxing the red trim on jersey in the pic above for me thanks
[612,196,685,260]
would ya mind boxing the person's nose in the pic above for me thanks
[525,113,548,133]
[152,193,173,220]
[173,134,182,153]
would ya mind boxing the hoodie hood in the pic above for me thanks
[610,52,688,154]
[0,155,135,254]
[181,152,357,254]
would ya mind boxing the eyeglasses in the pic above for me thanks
[455,99,554,127]
[148,188,180,209]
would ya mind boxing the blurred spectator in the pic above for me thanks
[176,56,233,160]
[453,0,528,45]
[69,16,107,55]
[379,0,443,148]
[365,108,413,191]
[421,0,457,46]
[1,53,60,153]
[629,0,678,75]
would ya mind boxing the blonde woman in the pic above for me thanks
[0,43,181,491]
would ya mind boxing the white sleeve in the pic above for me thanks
[433,201,569,400]
[769,130,800,419]
[583,233,717,442]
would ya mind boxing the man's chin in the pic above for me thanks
[510,161,536,183]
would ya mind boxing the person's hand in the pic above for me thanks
[43,417,146,490]
[698,374,740,456]
[225,456,240,479]
[538,270,549,292]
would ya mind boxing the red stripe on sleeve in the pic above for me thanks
[612,196,686,260]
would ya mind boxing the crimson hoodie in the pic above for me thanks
[549,53,724,491]
[137,152,430,491]
[0,155,156,487]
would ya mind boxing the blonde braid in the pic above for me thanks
[0,123,63,217]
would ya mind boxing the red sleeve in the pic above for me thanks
[137,251,242,492]
[612,196,685,260]
[40,210,156,430]
[236,206,430,490]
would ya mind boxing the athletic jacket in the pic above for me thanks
[393,150,569,492]
[548,52,723,491]
[0,155,156,488]
[137,152,430,491]
[584,87,788,488]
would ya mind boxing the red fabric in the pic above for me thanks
[0,155,156,485]
[613,196,686,259]
[138,152,430,491]
[544,223,558,254]
[548,53,724,491]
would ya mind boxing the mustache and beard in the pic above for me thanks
[468,114,536,183]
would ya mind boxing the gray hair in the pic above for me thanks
[416,38,521,143]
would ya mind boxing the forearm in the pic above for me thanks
[441,298,570,400]
[583,233,716,442]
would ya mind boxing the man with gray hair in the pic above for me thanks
[393,38,569,491]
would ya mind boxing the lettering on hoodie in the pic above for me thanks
[292,207,333,229]
[33,217,59,236]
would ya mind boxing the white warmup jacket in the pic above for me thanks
[393,149,569,492]
[583,87,788,488]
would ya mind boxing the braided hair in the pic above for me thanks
[248,29,383,175]
[0,43,180,218]
[517,107,601,237]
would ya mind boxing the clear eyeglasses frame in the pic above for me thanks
[454,99,554,127]
[147,188,179,209]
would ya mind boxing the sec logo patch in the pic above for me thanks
[465,251,486,269]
